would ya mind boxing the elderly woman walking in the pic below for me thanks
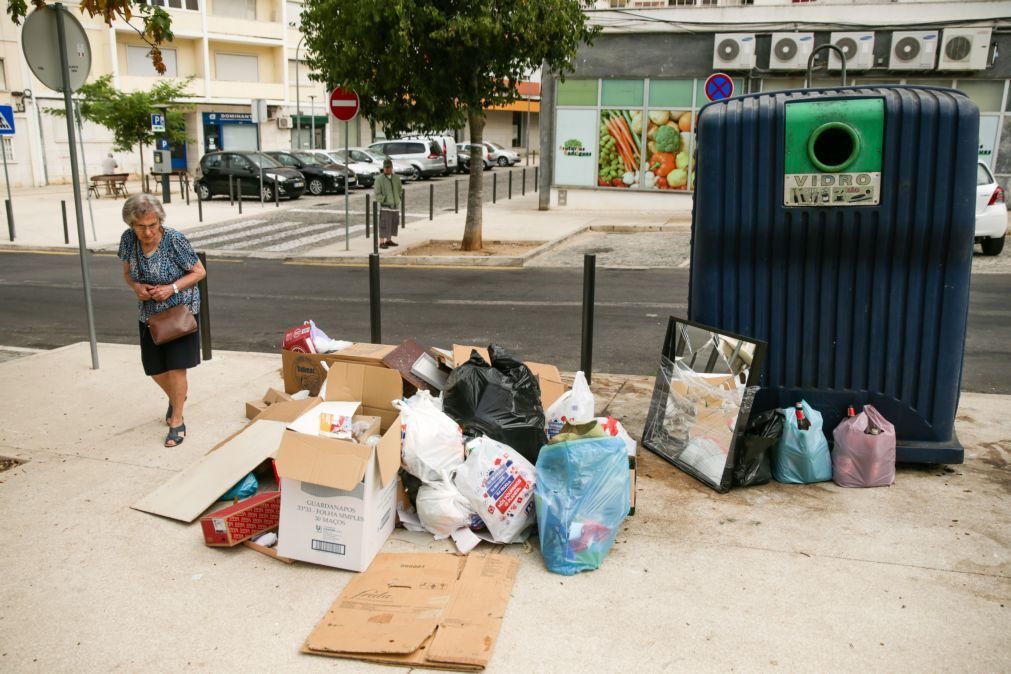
[117,194,206,447]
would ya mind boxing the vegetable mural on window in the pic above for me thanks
[598,110,641,188]
[644,110,694,191]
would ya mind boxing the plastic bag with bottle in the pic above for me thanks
[832,404,896,488]
[773,400,832,484]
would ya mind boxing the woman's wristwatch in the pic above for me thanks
[172,283,179,295]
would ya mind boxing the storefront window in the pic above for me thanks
[649,80,693,108]
[598,109,643,188]
[642,109,693,191]
[557,79,598,107]
[601,80,644,107]
[761,77,806,92]
[956,80,1005,112]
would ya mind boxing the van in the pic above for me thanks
[368,139,446,180]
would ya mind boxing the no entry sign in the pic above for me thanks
[328,87,360,122]
[704,73,734,102]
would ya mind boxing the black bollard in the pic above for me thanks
[274,181,279,208]
[5,199,14,241]
[197,187,203,223]
[522,168,526,196]
[454,179,459,213]
[580,254,596,385]
[61,200,69,244]
[228,175,234,206]
[509,170,513,199]
[185,179,190,205]
[429,183,434,220]
[373,201,379,254]
[365,193,371,238]
[237,180,242,214]
[492,173,497,203]
[400,189,406,230]
[197,251,213,361]
[534,166,539,192]
[369,253,382,343]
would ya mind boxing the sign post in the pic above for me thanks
[0,105,15,240]
[703,73,735,102]
[328,87,360,251]
[22,4,98,369]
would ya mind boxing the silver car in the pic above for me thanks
[368,139,445,180]
[340,147,416,182]
[463,140,521,167]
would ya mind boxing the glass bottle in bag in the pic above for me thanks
[794,402,811,431]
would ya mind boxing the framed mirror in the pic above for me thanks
[642,317,766,492]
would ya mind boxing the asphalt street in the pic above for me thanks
[183,165,537,252]
[1,250,1009,394]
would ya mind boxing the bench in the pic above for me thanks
[90,173,130,199]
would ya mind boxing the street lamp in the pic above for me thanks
[309,95,316,150]
[292,30,306,150]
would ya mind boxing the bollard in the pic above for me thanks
[454,179,459,213]
[5,199,13,241]
[580,254,596,385]
[522,168,526,196]
[400,189,406,230]
[274,181,279,208]
[373,201,379,254]
[61,200,69,244]
[369,253,382,343]
[365,193,371,238]
[229,175,234,206]
[508,170,513,199]
[185,179,190,205]
[259,168,265,208]
[237,180,242,214]
[429,183,434,220]
[492,173,497,203]
[534,167,539,192]
[197,251,213,361]
[197,187,203,223]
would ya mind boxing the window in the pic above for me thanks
[140,0,199,11]
[977,162,994,186]
[287,60,314,85]
[557,79,598,106]
[228,154,251,170]
[601,80,644,107]
[286,1,303,26]
[2,137,13,162]
[202,154,222,170]
[428,141,442,156]
[127,45,178,77]
[650,80,693,108]
[956,81,1005,113]
[0,60,7,91]
[213,0,256,20]
[275,153,298,167]
[215,53,258,82]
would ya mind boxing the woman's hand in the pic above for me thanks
[147,284,175,302]
[133,283,153,301]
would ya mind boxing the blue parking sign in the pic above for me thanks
[0,105,15,135]
[150,113,165,133]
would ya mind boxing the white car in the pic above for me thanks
[976,162,1007,256]
[463,140,520,167]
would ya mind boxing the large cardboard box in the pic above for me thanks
[281,343,396,395]
[302,552,518,671]
[275,363,403,572]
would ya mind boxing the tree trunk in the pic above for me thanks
[461,110,485,251]
[139,143,146,193]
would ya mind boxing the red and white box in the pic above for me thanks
[200,491,281,547]
[283,324,316,353]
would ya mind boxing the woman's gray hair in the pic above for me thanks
[122,194,166,227]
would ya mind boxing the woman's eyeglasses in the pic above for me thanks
[132,222,160,231]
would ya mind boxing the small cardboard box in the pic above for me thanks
[282,343,396,395]
[275,363,403,572]
[245,388,293,420]
[200,491,280,547]
[302,552,519,671]
[283,324,316,353]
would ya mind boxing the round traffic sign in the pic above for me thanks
[328,87,360,122]
[703,73,734,102]
[22,6,92,92]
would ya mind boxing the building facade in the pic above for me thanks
[540,1,1011,202]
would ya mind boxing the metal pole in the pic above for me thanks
[5,199,13,241]
[237,179,242,214]
[295,35,303,150]
[55,4,98,369]
[72,101,97,240]
[274,179,279,207]
[197,187,203,223]
[368,253,381,344]
[508,170,512,199]
[197,251,212,361]
[534,166,539,192]
[400,188,406,230]
[344,122,349,251]
[429,183,433,220]
[454,179,459,213]
[373,201,379,254]
[310,96,316,150]
[365,193,371,238]
[580,254,596,385]
[2,147,11,240]
[522,168,526,196]
[228,175,234,206]
[61,200,69,243]
[185,178,190,205]
[259,166,264,207]
[525,95,531,166]
[493,172,497,203]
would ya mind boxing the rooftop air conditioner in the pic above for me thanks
[937,27,991,71]
[769,33,815,71]
[713,34,756,70]
[277,117,292,129]
[828,32,876,71]
[888,31,938,70]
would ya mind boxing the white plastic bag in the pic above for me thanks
[394,394,465,483]
[416,476,479,539]
[454,437,537,544]
[546,371,595,438]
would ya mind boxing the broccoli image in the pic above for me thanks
[563,139,582,149]
[654,125,680,154]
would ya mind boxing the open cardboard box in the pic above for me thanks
[281,343,396,395]
[275,362,403,572]
[245,388,293,420]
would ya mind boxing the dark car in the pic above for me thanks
[265,150,356,196]
[195,151,304,201]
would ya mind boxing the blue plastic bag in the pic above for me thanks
[219,472,258,501]
[773,400,832,484]
[534,435,629,576]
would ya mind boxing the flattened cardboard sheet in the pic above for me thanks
[302,552,518,671]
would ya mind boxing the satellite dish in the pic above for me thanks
[22,6,92,92]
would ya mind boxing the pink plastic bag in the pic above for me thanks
[832,405,895,488]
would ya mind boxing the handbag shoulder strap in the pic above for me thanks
[134,233,148,285]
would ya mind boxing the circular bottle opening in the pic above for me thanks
[807,122,860,173]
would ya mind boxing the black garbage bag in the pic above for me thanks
[443,344,547,464]
[733,409,784,487]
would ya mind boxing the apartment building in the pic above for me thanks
[544,0,1011,196]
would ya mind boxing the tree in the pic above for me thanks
[7,0,174,73]
[48,75,194,182]
[300,0,598,251]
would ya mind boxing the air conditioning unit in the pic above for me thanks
[888,31,939,70]
[937,27,991,71]
[828,32,876,71]
[713,33,756,70]
[769,33,815,71]
[277,117,292,129]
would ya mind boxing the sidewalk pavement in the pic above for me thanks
[0,342,1007,671]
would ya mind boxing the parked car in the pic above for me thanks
[457,144,492,172]
[263,150,354,195]
[342,147,416,182]
[195,151,304,201]
[300,149,370,190]
[329,149,383,188]
[368,138,446,180]
[462,140,520,167]
[399,134,459,174]
[976,161,1007,256]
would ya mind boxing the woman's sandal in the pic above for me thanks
[165,423,186,448]
[165,404,173,426]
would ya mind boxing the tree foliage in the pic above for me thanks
[7,0,173,73]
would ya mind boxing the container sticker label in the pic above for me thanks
[784,172,880,207]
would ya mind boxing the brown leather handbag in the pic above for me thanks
[136,242,197,345]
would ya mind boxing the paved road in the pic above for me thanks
[1,251,1008,393]
[182,165,537,253]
